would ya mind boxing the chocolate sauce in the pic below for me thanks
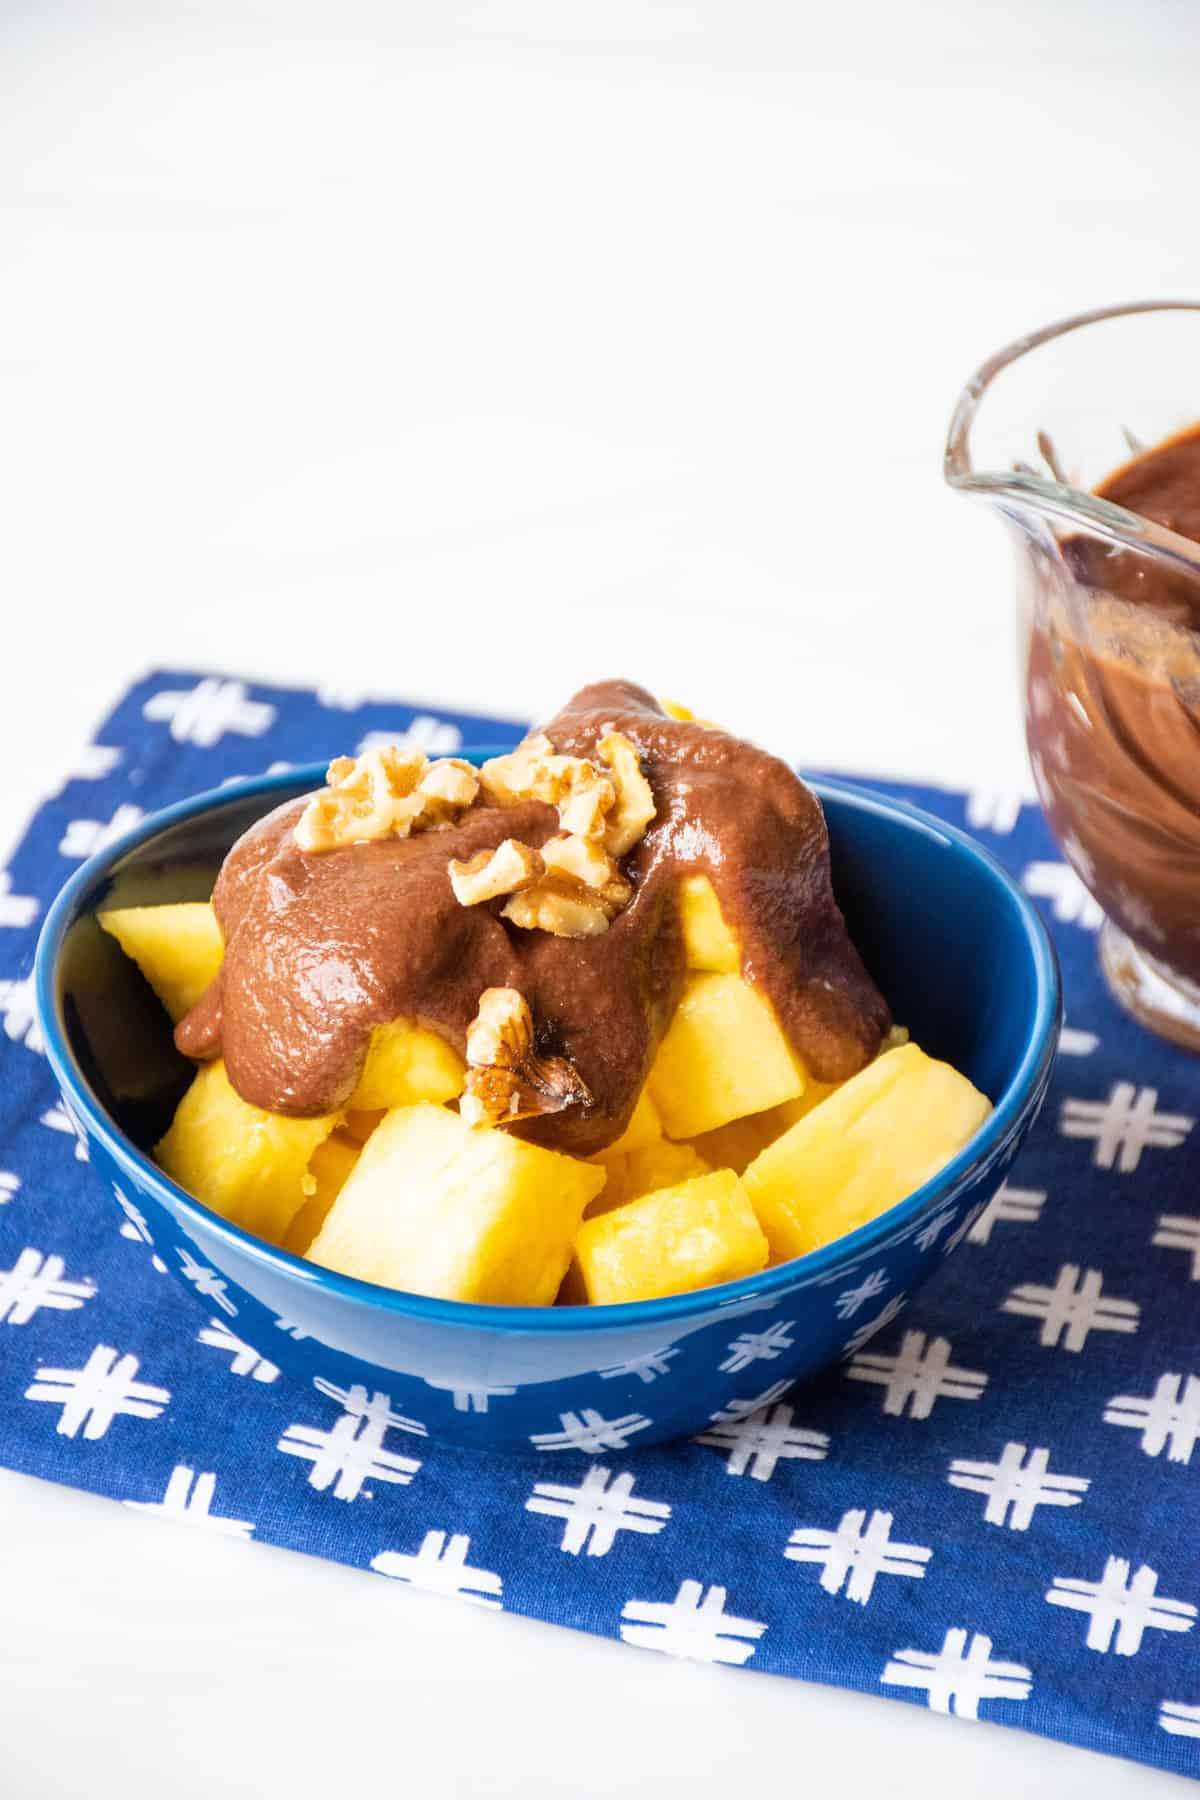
[1026,427,1200,981]
[1063,425,1200,628]
[177,681,890,1153]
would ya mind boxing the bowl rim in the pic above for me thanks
[35,761,1061,1334]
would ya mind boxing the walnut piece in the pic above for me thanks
[472,729,655,939]
[461,986,591,1128]
[417,757,481,827]
[501,832,631,939]
[295,746,478,852]
[295,745,425,852]
[449,838,544,906]
[540,833,632,917]
[475,735,554,806]
[501,881,613,938]
[465,984,534,1070]
[479,736,616,842]
[597,731,657,857]
[447,832,630,936]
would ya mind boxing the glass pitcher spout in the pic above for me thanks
[946,300,1200,576]
[945,300,1200,1051]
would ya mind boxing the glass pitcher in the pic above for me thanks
[945,300,1200,1048]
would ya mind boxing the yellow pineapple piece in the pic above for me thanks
[659,698,720,728]
[647,971,806,1140]
[691,1022,901,1172]
[690,1081,840,1172]
[743,1041,991,1262]
[307,1102,604,1305]
[99,902,223,1024]
[603,1087,663,1158]
[156,1059,338,1242]
[573,1169,768,1304]
[776,1081,839,1122]
[625,1138,710,1196]
[688,1112,773,1175]
[691,1025,905,1173]
[342,1108,386,1144]
[282,1130,361,1255]
[348,1019,464,1111]
[678,874,740,973]
[587,1138,711,1217]
[586,1087,666,1208]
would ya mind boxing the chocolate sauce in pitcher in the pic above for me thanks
[1027,427,1200,981]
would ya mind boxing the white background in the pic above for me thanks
[0,3,1196,1794]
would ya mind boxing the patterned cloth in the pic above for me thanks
[1,670,1198,1780]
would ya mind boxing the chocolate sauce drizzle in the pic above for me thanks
[177,681,890,1154]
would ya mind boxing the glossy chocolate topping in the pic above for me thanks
[177,680,890,1153]
[1063,424,1200,628]
[1027,427,1200,980]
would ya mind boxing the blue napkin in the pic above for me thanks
[2,669,1198,1781]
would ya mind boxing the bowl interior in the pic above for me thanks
[44,765,1054,1189]
[821,780,1044,1109]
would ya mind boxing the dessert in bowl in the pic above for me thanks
[35,682,1059,1451]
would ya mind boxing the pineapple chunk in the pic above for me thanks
[573,1169,768,1304]
[647,971,806,1140]
[587,1138,711,1217]
[690,1082,838,1173]
[282,1130,361,1255]
[585,1087,666,1210]
[743,1041,991,1261]
[348,1019,465,1110]
[342,1108,386,1144]
[602,1087,663,1158]
[678,874,739,973]
[307,1103,604,1305]
[99,902,223,1023]
[660,698,720,729]
[687,1111,774,1175]
[690,1024,901,1172]
[156,1059,338,1242]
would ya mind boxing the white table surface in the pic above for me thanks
[0,4,1195,1794]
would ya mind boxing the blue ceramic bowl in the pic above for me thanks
[35,762,1059,1454]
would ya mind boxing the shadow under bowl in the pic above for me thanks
[35,762,1060,1453]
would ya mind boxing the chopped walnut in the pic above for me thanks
[295,746,477,852]
[554,762,616,842]
[470,730,655,935]
[597,731,657,857]
[461,986,591,1128]
[475,736,554,806]
[501,832,631,939]
[417,757,480,825]
[295,746,425,852]
[540,833,632,917]
[449,838,544,906]
[479,736,616,843]
[502,879,613,939]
